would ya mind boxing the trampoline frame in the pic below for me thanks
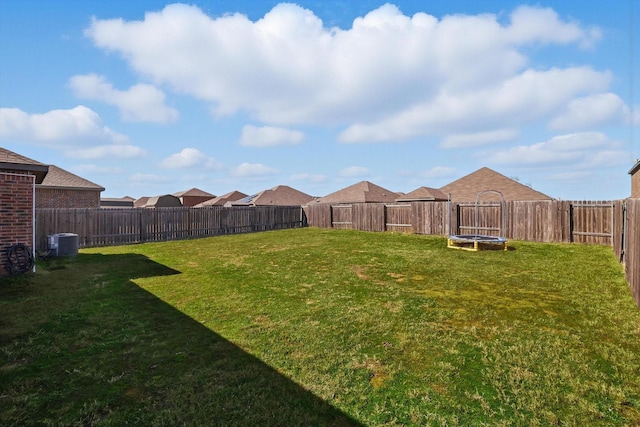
[447,190,508,251]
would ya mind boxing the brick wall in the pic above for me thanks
[36,188,101,208]
[0,172,34,276]
[632,172,640,199]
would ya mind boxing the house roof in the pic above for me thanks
[396,186,448,202]
[194,190,248,207]
[629,159,640,175]
[134,196,150,208]
[233,185,313,206]
[100,197,135,208]
[439,167,552,202]
[143,194,182,208]
[38,165,105,191]
[173,187,215,198]
[0,147,49,183]
[314,181,399,204]
[101,197,134,202]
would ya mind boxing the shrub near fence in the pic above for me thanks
[35,206,305,251]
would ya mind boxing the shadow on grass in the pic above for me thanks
[0,253,362,426]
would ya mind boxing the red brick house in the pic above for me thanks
[630,160,640,199]
[36,165,104,208]
[0,148,48,275]
[0,148,104,275]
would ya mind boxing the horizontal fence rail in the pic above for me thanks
[35,206,305,251]
[304,200,639,308]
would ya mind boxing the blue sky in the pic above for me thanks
[1,0,638,200]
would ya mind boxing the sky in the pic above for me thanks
[0,0,638,200]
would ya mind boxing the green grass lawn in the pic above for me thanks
[2,228,639,426]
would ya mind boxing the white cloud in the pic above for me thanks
[338,67,611,143]
[339,166,369,177]
[230,162,279,177]
[550,93,633,130]
[239,125,304,147]
[86,3,608,141]
[69,74,179,123]
[506,5,601,48]
[65,144,146,160]
[159,147,222,169]
[0,105,128,144]
[440,129,518,148]
[486,132,627,168]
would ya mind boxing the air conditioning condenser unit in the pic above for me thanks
[48,233,79,257]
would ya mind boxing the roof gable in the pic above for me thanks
[315,181,398,204]
[0,147,49,183]
[38,165,104,191]
[234,185,313,206]
[173,187,215,198]
[195,190,248,207]
[440,167,551,202]
[629,160,640,175]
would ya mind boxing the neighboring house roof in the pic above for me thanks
[38,165,105,191]
[194,190,248,207]
[0,147,49,183]
[101,197,135,208]
[134,197,150,208]
[232,185,313,206]
[101,197,134,203]
[142,194,182,208]
[629,159,640,175]
[396,186,448,202]
[440,167,552,202]
[173,187,215,198]
[314,181,399,204]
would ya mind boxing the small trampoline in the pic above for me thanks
[447,190,508,251]
[447,234,508,251]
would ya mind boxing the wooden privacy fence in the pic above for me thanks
[305,200,623,243]
[304,200,640,307]
[35,205,305,251]
[622,199,640,308]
